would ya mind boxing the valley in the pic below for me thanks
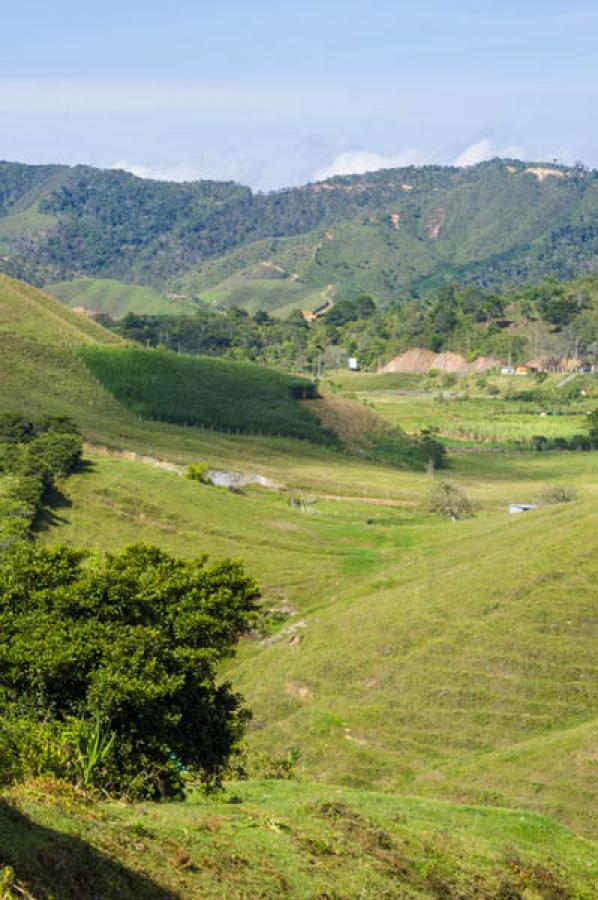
[1,177,598,896]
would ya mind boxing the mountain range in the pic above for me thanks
[2,158,598,316]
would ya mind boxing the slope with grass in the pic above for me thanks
[3,779,597,899]
[39,437,598,838]
[3,272,598,889]
[229,490,598,837]
[46,277,200,318]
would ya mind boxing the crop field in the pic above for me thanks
[360,393,590,445]
[79,345,335,443]
[328,370,596,448]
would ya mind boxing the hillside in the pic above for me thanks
[3,159,598,314]
[3,780,597,898]
[46,277,201,318]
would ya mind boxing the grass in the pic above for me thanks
[2,779,597,898]
[46,277,201,318]
[0,273,121,346]
[41,445,598,838]
[200,276,325,317]
[78,345,336,443]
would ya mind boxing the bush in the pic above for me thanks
[0,543,259,798]
[538,485,577,505]
[185,463,212,484]
[430,481,473,520]
[0,415,82,545]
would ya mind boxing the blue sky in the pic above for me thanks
[2,0,597,189]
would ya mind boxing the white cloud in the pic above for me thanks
[454,138,524,167]
[110,159,204,183]
[314,149,427,181]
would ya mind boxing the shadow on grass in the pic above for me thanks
[33,459,96,534]
[33,484,73,533]
[0,800,178,899]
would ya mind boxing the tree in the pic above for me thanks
[429,481,473,520]
[0,543,259,797]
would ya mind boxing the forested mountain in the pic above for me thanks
[2,157,598,310]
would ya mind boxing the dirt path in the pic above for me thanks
[314,493,419,508]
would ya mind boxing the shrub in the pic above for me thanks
[0,543,259,798]
[430,481,473,520]
[0,415,82,544]
[538,485,577,505]
[185,463,212,484]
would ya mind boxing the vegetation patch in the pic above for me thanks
[78,346,337,444]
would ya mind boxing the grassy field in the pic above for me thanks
[2,779,597,899]
[47,277,201,318]
[200,275,326,317]
[0,273,121,346]
[327,371,595,448]
[79,345,336,443]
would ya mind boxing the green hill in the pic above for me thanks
[4,158,598,313]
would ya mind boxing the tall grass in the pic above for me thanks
[79,346,338,444]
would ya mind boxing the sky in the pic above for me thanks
[1,0,598,190]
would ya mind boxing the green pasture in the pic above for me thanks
[200,276,325,317]
[41,443,598,837]
[4,272,598,883]
[46,277,200,318]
